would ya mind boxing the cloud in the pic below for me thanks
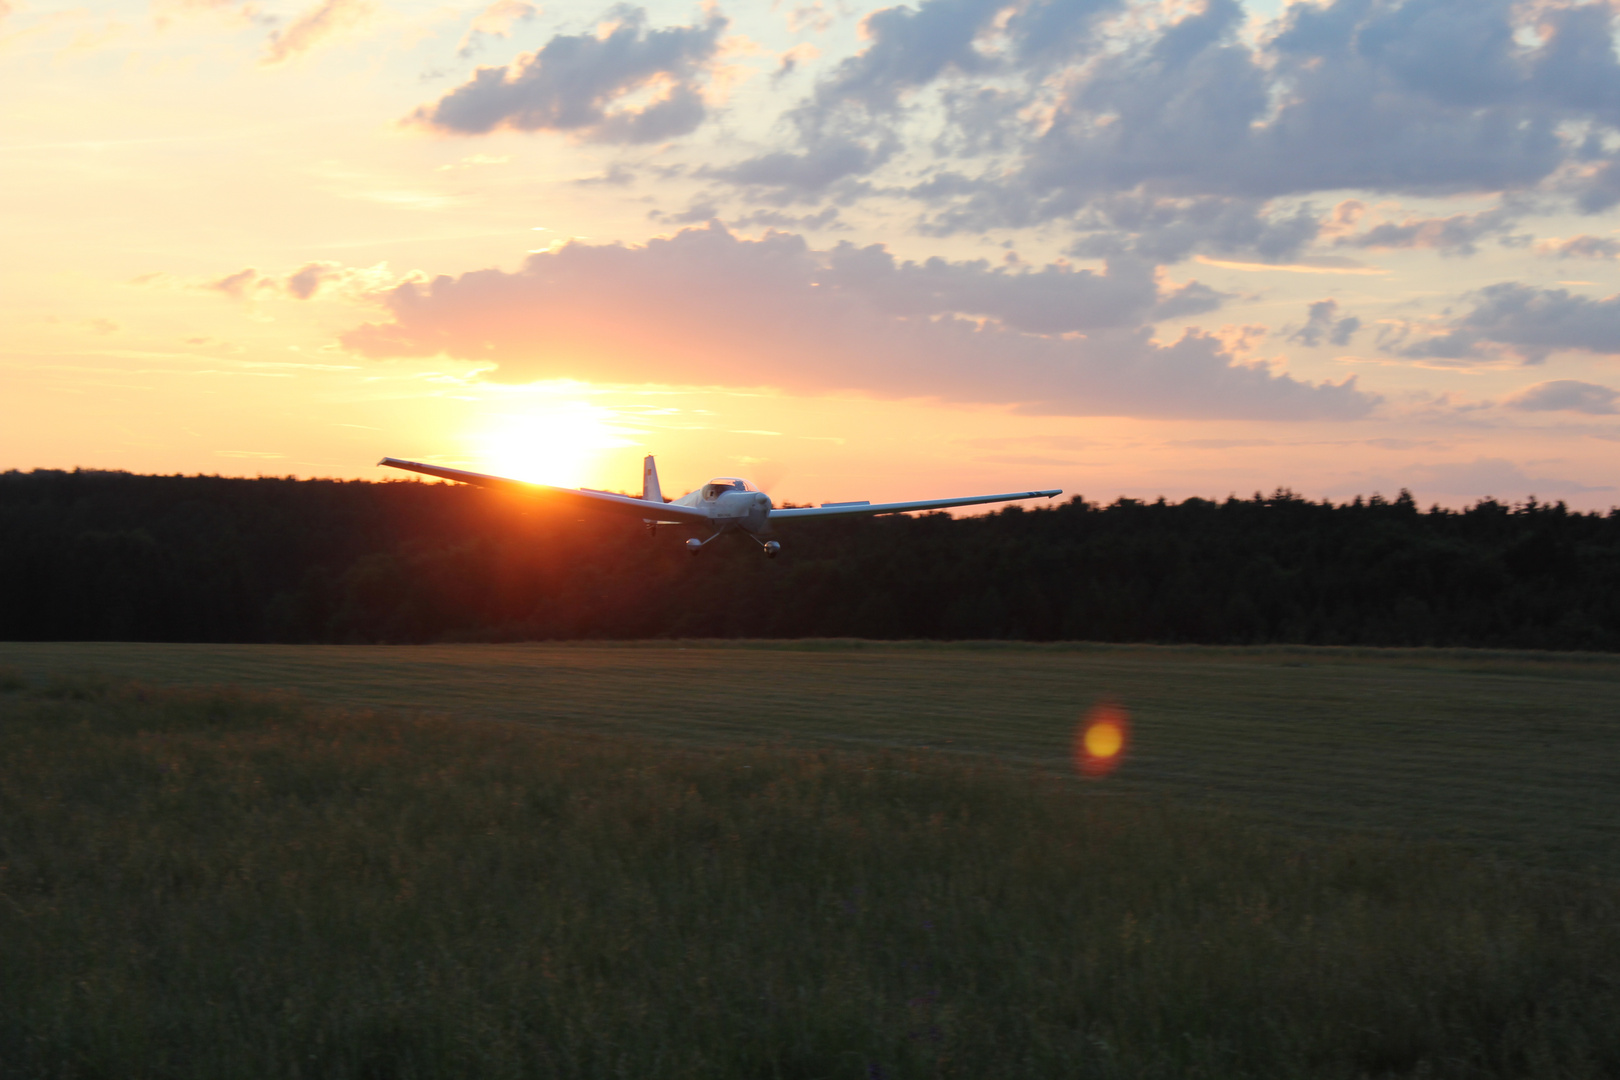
[263,0,372,65]
[1538,234,1620,259]
[1060,194,1322,263]
[1011,0,1580,202]
[410,5,727,143]
[1401,282,1620,362]
[1288,299,1361,348]
[1504,379,1620,415]
[814,0,1008,112]
[207,267,275,298]
[705,0,1620,251]
[1333,202,1524,256]
[205,262,405,300]
[700,130,893,204]
[338,223,1375,420]
[457,0,538,57]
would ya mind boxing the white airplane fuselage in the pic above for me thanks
[668,478,774,534]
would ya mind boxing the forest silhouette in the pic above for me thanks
[3,469,1616,649]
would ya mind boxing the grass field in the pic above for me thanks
[4,676,1620,1078]
[3,640,1619,874]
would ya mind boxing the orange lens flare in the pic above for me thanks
[1074,701,1129,778]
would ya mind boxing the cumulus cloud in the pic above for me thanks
[263,0,372,65]
[1402,282,1620,363]
[700,128,894,204]
[1288,299,1361,348]
[410,5,726,143]
[457,0,538,57]
[1061,194,1322,263]
[813,0,1008,112]
[1000,0,1589,203]
[338,223,1374,420]
[1505,379,1620,414]
[702,0,1620,257]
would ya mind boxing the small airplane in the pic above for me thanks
[379,455,1061,557]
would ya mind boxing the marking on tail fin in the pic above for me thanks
[642,454,665,504]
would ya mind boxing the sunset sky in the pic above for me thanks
[5,0,1620,508]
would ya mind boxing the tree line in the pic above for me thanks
[2,468,1617,650]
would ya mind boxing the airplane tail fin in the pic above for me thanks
[642,454,664,503]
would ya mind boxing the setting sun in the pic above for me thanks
[471,401,631,489]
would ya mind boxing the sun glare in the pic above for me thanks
[1075,701,1130,779]
[473,401,630,489]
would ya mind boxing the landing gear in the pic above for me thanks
[685,533,723,555]
[744,532,782,558]
[686,532,781,557]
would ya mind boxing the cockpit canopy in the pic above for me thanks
[702,477,756,499]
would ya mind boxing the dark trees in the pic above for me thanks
[3,470,1617,649]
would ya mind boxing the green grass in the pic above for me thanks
[3,640,1620,873]
[4,678,1620,1078]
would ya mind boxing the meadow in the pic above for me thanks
[3,642,1620,1077]
[4,640,1620,872]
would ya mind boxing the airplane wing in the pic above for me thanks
[378,458,711,526]
[768,489,1062,521]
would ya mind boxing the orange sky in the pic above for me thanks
[4,0,1619,509]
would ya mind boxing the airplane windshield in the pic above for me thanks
[705,477,756,492]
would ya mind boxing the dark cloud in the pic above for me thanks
[1289,299,1361,348]
[814,0,1006,111]
[1505,379,1620,415]
[710,0,1620,250]
[1018,0,1573,202]
[339,223,1373,420]
[702,134,892,202]
[1062,195,1322,263]
[410,6,726,143]
[1004,0,1121,64]
[1402,282,1620,363]
[706,0,1113,205]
